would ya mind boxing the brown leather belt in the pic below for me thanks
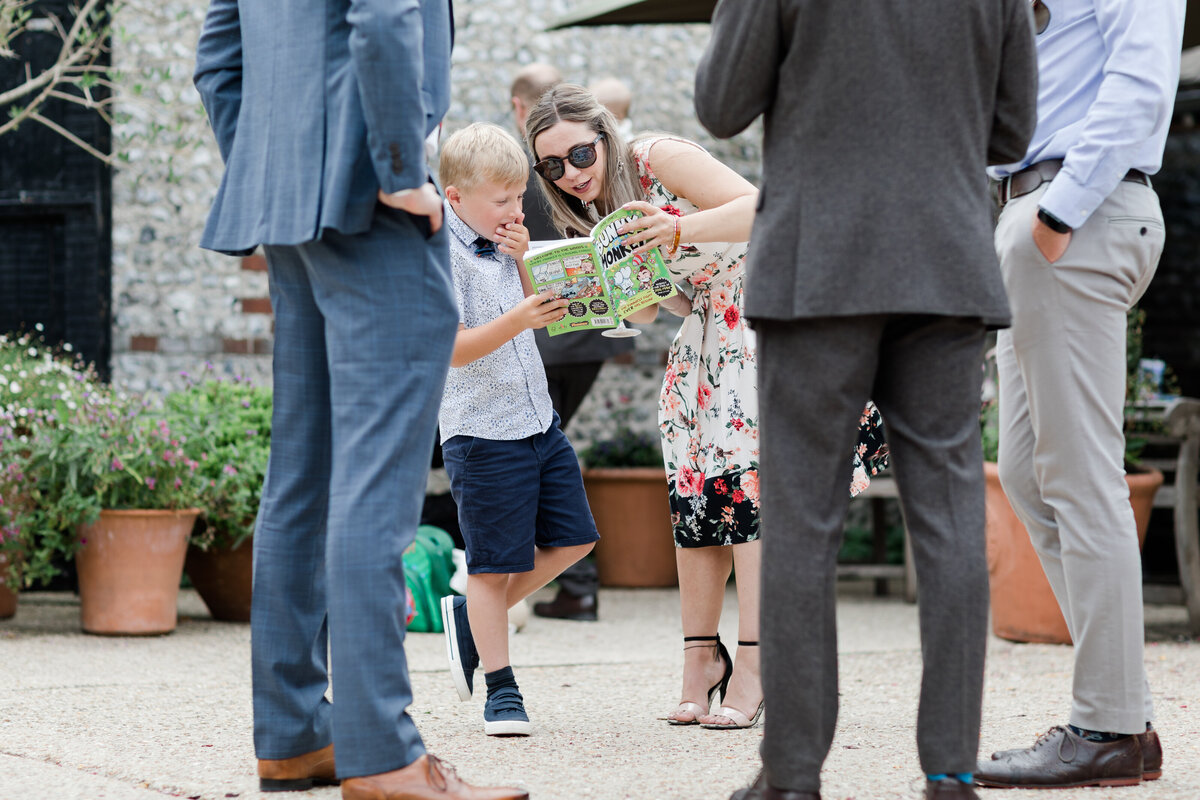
[997,159,1151,208]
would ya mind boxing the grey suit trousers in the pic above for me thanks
[994,181,1164,734]
[252,206,457,777]
[756,315,989,792]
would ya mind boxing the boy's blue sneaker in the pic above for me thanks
[484,684,532,737]
[440,595,478,701]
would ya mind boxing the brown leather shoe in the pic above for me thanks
[975,726,1142,788]
[1139,727,1162,780]
[532,589,597,621]
[925,779,979,799]
[258,742,338,792]
[730,771,820,800]
[341,754,528,800]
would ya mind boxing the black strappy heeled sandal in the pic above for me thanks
[700,640,764,729]
[665,634,733,725]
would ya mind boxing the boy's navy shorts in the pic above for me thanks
[441,416,599,574]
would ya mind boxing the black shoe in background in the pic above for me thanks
[533,588,598,621]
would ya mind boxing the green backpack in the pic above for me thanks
[403,525,458,633]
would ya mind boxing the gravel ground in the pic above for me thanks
[0,584,1196,800]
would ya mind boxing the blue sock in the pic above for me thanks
[927,773,973,784]
[1069,724,1130,742]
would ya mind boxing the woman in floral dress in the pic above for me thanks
[526,85,888,729]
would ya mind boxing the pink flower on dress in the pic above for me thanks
[740,470,760,505]
[662,204,684,217]
[676,465,706,498]
[697,384,712,411]
[724,304,740,329]
[714,478,728,495]
[732,489,746,504]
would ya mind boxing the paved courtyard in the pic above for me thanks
[0,583,1197,800]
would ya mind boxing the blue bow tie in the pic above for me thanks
[473,237,497,258]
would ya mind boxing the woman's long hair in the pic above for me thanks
[524,84,642,237]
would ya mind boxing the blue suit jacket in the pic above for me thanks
[194,0,452,255]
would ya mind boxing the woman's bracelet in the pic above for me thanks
[667,217,682,258]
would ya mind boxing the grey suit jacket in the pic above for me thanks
[194,0,452,255]
[695,0,1037,327]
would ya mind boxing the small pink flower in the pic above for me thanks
[110,457,124,471]
[223,464,238,476]
[697,384,712,411]
[732,489,746,504]
[174,477,183,490]
[145,477,156,490]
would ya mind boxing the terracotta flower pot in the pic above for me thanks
[185,538,253,622]
[75,508,199,635]
[985,462,1162,644]
[582,467,678,588]
[0,552,17,620]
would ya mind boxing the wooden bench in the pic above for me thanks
[1129,397,1200,634]
[841,476,917,603]
[842,396,1200,629]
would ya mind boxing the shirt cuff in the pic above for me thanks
[1038,172,1109,230]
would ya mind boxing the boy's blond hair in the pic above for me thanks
[439,122,528,192]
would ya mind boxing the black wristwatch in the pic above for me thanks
[1037,207,1073,234]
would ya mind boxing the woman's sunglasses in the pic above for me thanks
[1032,0,1050,35]
[534,133,604,182]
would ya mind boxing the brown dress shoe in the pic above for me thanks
[925,779,979,799]
[1138,727,1162,780]
[341,754,528,800]
[975,726,1142,788]
[258,742,338,792]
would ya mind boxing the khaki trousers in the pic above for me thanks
[994,180,1165,734]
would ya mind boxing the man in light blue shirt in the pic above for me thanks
[980,0,1184,789]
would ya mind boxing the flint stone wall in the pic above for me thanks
[109,0,762,448]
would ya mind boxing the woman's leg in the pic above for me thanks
[668,545,734,722]
[701,538,763,724]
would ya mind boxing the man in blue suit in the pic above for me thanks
[194,2,527,798]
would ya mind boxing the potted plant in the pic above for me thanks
[982,309,1165,644]
[580,393,678,588]
[165,370,270,622]
[13,381,205,635]
[0,328,100,617]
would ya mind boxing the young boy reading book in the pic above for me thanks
[436,122,599,736]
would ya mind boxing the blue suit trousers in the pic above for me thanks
[253,205,457,778]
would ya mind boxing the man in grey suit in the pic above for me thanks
[194,2,525,798]
[696,2,1036,799]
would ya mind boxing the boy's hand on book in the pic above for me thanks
[496,217,530,260]
[619,201,675,257]
[517,290,568,331]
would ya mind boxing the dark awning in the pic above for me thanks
[546,0,715,30]
[550,0,1200,50]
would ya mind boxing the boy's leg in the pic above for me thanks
[510,420,600,606]
[467,572,514,673]
[505,543,594,607]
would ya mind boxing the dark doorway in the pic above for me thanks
[0,0,112,378]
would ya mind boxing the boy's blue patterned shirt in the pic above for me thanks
[438,202,554,441]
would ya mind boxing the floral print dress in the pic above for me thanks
[632,137,888,548]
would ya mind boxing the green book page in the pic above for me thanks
[524,239,618,336]
[589,207,678,320]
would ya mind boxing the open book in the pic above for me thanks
[524,207,678,337]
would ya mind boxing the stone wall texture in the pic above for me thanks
[108,0,762,447]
